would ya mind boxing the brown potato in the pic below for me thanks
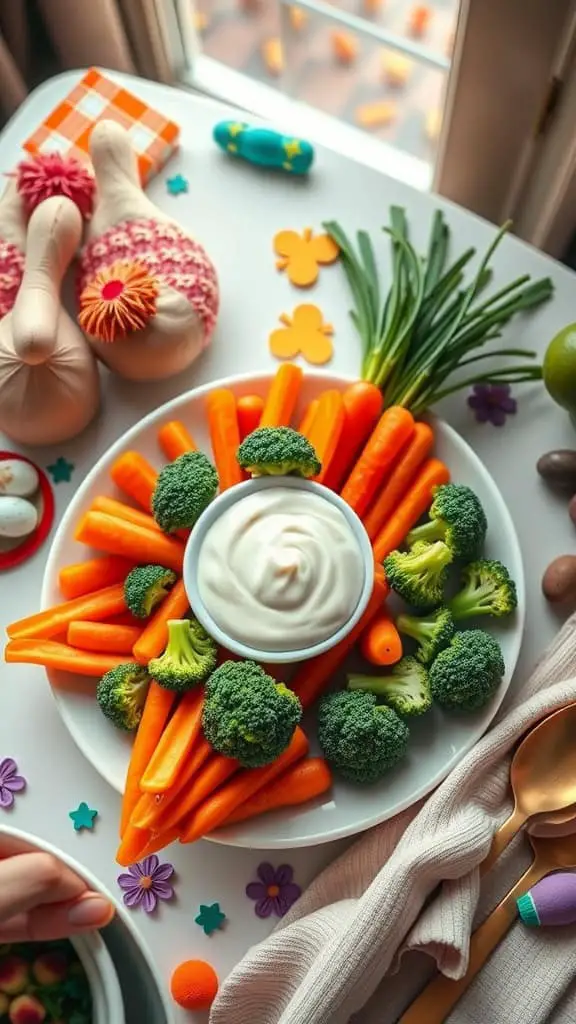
[537,450,576,492]
[542,555,576,603]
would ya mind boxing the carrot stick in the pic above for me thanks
[67,621,142,655]
[224,757,332,825]
[363,422,434,540]
[140,688,204,793]
[180,727,308,843]
[206,388,243,491]
[120,681,176,836]
[340,406,415,518]
[75,511,184,574]
[158,421,196,461]
[58,555,134,600]
[130,826,181,860]
[110,451,158,512]
[298,398,318,438]
[360,610,402,666]
[237,395,265,440]
[290,566,389,708]
[307,390,345,483]
[321,382,383,491]
[5,639,134,677]
[140,752,239,838]
[116,823,153,867]
[260,363,303,428]
[7,583,127,640]
[131,736,212,831]
[90,496,162,534]
[132,579,189,665]
[372,457,451,562]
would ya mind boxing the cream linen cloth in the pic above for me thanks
[210,612,576,1024]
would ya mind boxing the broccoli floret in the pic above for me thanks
[123,564,177,619]
[406,483,487,560]
[148,618,217,693]
[448,559,518,621]
[396,607,455,664]
[236,426,321,478]
[97,662,150,731]
[202,660,302,767]
[429,629,505,712]
[384,541,452,609]
[317,690,409,784]
[152,451,218,532]
[348,657,432,716]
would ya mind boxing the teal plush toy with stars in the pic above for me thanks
[213,121,314,175]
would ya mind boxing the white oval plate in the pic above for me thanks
[42,371,524,849]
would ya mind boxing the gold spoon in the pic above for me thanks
[481,702,576,874]
[529,802,576,837]
[398,829,576,1024]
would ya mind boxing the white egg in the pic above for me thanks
[0,459,39,498]
[0,496,38,538]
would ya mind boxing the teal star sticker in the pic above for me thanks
[166,173,189,195]
[47,456,74,483]
[194,902,226,935]
[69,802,98,832]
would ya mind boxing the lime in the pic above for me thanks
[543,325,576,415]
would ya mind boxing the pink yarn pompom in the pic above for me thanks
[16,152,96,219]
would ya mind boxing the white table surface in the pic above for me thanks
[2,68,576,1022]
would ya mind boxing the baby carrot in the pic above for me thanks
[372,457,451,562]
[237,394,265,440]
[340,406,415,518]
[260,363,303,427]
[321,382,382,490]
[58,555,134,600]
[306,390,345,483]
[7,583,127,640]
[90,495,162,533]
[206,388,243,490]
[116,823,153,867]
[298,398,319,438]
[140,688,204,793]
[67,621,142,655]
[120,680,176,836]
[75,511,184,574]
[359,610,402,666]
[110,451,158,512]
[131,736,212,832]
[159,754,239,837]
[5,639,134,677]
[129,826,181,860]
[364,422,434,540]
[132,579,189,665]
[223,757,332,826]
[158,421,196,461]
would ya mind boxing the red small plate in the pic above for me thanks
[0,451,55,570]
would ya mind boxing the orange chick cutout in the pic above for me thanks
[269,304,333,365]
[273,228,339,287]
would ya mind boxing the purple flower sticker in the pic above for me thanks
[0,757,26,809]
[468,383,517,426]
[246,862,301,918]
[117,855,175,914]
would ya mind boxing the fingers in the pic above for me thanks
[0,851,88,921]
[0,893,115,942]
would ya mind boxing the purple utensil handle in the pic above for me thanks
[517,872,576,927]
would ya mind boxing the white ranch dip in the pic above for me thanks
[197,486,365,652]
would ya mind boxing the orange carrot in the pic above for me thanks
[206,389,243,491]
[307,390,345,483]
[131,736,212,831]
[5,639,135,677]
[116,823,153,867]
[237,394,265,440]
[132,579,189,665]
[67,621,142,655]
[58,555,134,600]
[90,495,162,533]
[224,757,332,825]
[7,583,127,640]
[290,566,389,708]
[363,422,434,539]
[298,398,318,437]
[75,511,184,574]
[260,363,303,427]
[360,610,402,665]
[372,457,451,562]
[143,753,240,838]
[158,421,196,461]
[180,727,308,843]
[130,825,181,860]
[110,451,158,511]
[140,688,204,793]
[321,382,383,490]
[120,681,176,836]
[341,406,415,517]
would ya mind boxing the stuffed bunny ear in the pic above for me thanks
[78,258,158,342]
[16,152,96,219]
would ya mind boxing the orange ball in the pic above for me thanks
[170,959,219,1011]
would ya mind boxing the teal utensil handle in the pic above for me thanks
[213,121,314,175]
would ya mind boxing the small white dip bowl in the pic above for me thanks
[183,475,375,663]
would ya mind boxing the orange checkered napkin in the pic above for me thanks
[23,68,179,185]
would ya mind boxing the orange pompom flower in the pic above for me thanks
[78,260,158,342]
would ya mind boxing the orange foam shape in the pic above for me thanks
[273,227,339,287]
[269,304,333,365]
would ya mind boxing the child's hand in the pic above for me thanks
[0,834,114,941]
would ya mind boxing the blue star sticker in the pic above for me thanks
[69,802,98,832]
[47,456,74,483]
[194,902,226,935]
[166,173,189,195]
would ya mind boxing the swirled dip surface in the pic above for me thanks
[197,487,365,651]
